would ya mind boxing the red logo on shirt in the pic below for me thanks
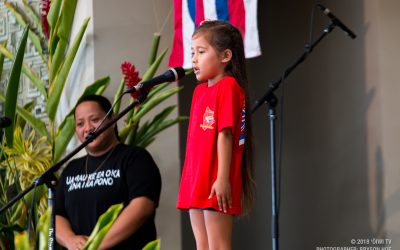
[200,106,215,130]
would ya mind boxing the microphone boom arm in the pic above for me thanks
[252,21,337,113]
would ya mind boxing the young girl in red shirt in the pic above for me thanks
[177,20,255,250]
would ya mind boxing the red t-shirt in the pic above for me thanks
[177,76,246,214]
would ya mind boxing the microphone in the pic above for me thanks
[125,67,185,94]
[317,4,357,39]
[0,116,12,128]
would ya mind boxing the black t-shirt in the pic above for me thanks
[55,144,161,250]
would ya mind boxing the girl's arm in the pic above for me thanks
[56,215,88,250]
[99,196,156,249]
[209,127,233,213]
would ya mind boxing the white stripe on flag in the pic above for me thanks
[203,0,218,20]
[244,0,261,58]
[182,0,195,69]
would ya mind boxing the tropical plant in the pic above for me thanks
[13,204,160,250]
[0,1,185,249]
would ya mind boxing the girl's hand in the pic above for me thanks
[66,235,89,250]
[208,178,232,213]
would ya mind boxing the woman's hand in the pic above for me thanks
[65,235,88,250]
[209,178,232,213]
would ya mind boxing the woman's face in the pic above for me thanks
[74,101,116,154]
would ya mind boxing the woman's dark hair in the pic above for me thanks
[193,20,255,213]
[74,95,120,140]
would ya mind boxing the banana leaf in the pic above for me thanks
[46,17,90,122]
[4,25,29,148]
[82,204,123,250]
[0,44,46,97]
[5,2,46,62]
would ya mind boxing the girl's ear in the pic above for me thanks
[221,49,233,63]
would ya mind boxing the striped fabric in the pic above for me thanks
[169,0,261,69]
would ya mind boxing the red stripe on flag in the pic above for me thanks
[228,0,246,39]
[169,0,184,67]
[195,0,205,26]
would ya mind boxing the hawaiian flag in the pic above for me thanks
[169,0,261,69]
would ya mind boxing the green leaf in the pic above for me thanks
[136,106,176,138]
[0,44,47,97]
[53,115,75,162]
[16,105,49,139]
[47,17,90,122]
[57,76,110,127]
[141,48,168,82]
[134,108,187,147]
[5,2,46,62]
[56,0,78,41]
[47,0,63,39]
[82,204,123,250]
[22,0,42,28]
[36,208,50,250]
[0,93,49,139]
[82,76,110,96]
[148,33,161,66]
[146,82,169,100]
[113,78,126,115]
[14,231,31,250]
[143,239,161,250]
[15,101,33,130]
[124,48,168,123]
[0,42,6,78]
[49,38,67,82]
[118,122,136,142]
[4,25,29,148]
[134,86,183,122]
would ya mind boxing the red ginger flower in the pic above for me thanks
[121,61,142,99]
[40,0,51,39]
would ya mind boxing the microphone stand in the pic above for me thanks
[252,21,341,250]
[0,93,148,250]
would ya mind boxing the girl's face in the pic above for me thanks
[75,101,116,154]
[191,34,230,86]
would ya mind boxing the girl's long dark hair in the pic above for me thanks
[193,21,255,214]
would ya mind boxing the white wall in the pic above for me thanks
[92,1,181,250]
